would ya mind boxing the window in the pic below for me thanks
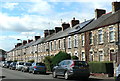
[81,52,85,61]
[54,41,56,50]
[50,42,52,51]
[74,35,78,47]
[109,27,115,42]
[99,51,104,61]
[98,30,103,44]
[90,51,94,61]
[81,35,85,46]
[68,37,72,48]
[63,38,66,49]
[58,40,61,49]
[89,32,93,44]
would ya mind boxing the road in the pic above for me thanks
[0,67,114,81]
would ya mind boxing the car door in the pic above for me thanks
[56,61,64,75]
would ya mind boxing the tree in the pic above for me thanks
[71,56,79,60]
[51,51,71,69]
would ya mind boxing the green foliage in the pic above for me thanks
[71,56,79,60]
[28,60,34,63]
[88,61,114,76]
[43,56,53,71]
[51,51,71,68]
[13,60,17,62]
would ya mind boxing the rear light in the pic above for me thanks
[70,62,74,67]
[34,66,37,68]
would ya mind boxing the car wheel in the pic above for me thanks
[53,70,57,78]
[64,71,70,80]
[116,76,120,81]
[32,70,36,74]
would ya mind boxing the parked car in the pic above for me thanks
[1,61,6,67]
[52,60,90,80]
[16,62,24,71]
[21,62,32,72]
[29,62,46,74]
[4,61,13,68]
[115,64,120,81]
[9,62,17,70]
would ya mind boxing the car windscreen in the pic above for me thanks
[26,63,32,66]
[74,61,89,67]
[19,62,24,65]
[36,63,45,66]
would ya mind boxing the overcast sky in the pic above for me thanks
[0,0,119,51]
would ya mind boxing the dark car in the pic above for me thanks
[4,61,13,68]
[115,64,120,81]
[52,60,90,80]
[29,62,46,74]
[9,62,17,70]
[21,62,32,72]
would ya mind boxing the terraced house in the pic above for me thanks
[7,2,120,64]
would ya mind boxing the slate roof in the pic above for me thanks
[75,10,120,34]
[44,19,94,42]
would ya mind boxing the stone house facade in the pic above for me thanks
[7,2,120,64]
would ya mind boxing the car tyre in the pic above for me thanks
[53,71,57,78]
[64,71,70,80]
[32,70,36,74]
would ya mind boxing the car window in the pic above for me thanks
[64,61,70,65]
[26,63,32,66]
[74,61,88,66]
[59,61,64,66]
[19,62,24,65]
[36,63,45,66]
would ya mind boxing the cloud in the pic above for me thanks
[2,3,19,10]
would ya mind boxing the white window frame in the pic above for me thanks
[89,32,93,45]
[81,51,85,61]
[68,36,72,48]
[74,35,78,47]
[81,34,85,46]
[98,29,104,44]
[99,49,104,62]
[108,26,115,42]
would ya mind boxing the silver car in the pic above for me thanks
[16,62,24,71]
[116,64,120,81]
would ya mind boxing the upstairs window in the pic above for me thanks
[74,35,78,47]
[58,40,61,49]
[109,27,115,42]
[68,37,72,48]
[54,41,56,50]
[89,32,93,45]
[98,30,103,44]
[81,35,85,46]
[63,38,66,49]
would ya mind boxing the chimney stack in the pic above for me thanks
[23,40,27,45]
[95,9,106,19]
[55,27,62,33]
[35,36,40,40]
[49,30,55,35]
[16,43,22,47]
[44,30,49,37]
[62,22,70,31]
[112,2,120,13]
[28,39,33,43]
[71,17,79,27]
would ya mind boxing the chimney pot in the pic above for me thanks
[55,27,62,33]
[62,22,70,31]
[95,9,106,19]
[44,30,49,37]
[28,39,33,43]
[49,30,55,35]
[71,17,79,27]
[23,40,27,45]
[112,2,120,12]
[35,36,40,40]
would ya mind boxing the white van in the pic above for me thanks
[16,62,24,71]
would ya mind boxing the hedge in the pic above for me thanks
[88,61,114,76]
